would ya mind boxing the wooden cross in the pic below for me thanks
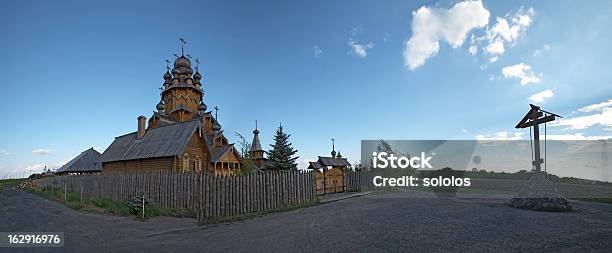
[165,59,171,70]
[214,106,219,120]
[515,104,562,172]
[179,38,187,55]
[195,58,200,71]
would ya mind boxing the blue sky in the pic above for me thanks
[1,0,611,178]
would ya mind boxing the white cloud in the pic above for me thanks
[485,38,505,55]
[313,45,323,58]
[347,26,373,58]
[32,149,52,155]
[553,107,612,130]
[467,6,535,62]
[529,89,554,103]
[578,99,612,112]
[550,99,612,130]
[0,149,8,156]
[481,7,535,61]
[22,163,46,171]
[475,131,524,140]
[533,44,550,57]
[468,45,478,55]
[348,40,373,58]
[404,0,490,70]
[545,133,612,140]
[501,62,541,85]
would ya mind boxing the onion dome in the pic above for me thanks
[163,70,172,80]
[331,149,337,158]
[212,121,222,131]
[156,100,165,111]
[198,101,207,112]
[172,56,194,76]
[193,71,202,81]
[174,56,191,68]
[253,128,260,135]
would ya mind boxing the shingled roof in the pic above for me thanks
[210,144,234,163]
[56,148,102,174]
[101,120,201,162]
[307,156,351,170]
[317,156,351,167]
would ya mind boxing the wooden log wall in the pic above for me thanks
[34,170,332,220]
[345,170,374,192]
[33,170,373,221]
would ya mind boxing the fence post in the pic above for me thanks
[142,193,145,220]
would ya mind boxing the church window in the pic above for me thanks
[195,155,201,172]
[183,153,190,172]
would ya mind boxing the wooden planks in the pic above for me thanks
[32,170,372,222]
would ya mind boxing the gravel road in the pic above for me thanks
[1,187,611,253]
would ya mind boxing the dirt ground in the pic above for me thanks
[1,187,612,253]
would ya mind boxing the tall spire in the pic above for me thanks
[331,138,336,158]
[251,120,263,152]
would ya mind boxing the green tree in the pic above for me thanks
[267,124,299,170]
[235,133,256,175]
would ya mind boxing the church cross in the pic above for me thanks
[179,38,187,55]
[331,138,335,151]
[515,104,562,172]
[195,58,200,71]
[165,59,171,70]
[214,106,219,120]
[255,120,258,130]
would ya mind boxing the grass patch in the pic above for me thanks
[198,201,320,225]
[0,178,26,192]
[27,186,194,220]
[572,198,612,205]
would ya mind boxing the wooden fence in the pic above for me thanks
[346,170,374,192]
[33,170,373,221]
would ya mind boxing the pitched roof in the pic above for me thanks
[255,159,274,170]
[307,161,323,170]
[101,120,200,162]
[210,144,237,163]
[57,148,102,173]
[317,156,352,167]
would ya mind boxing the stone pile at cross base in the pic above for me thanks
[509,173,572,212]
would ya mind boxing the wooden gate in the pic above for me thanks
[315,167,345,195]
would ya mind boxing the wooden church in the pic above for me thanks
[101,47,241,175]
